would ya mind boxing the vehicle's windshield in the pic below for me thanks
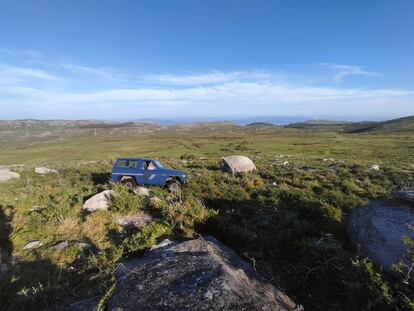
[153,160,163,168]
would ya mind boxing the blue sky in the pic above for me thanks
[0,0,413,120]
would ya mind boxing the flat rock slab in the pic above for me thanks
[82,190,114,212]
[52,241,69,250]
[0,169,20,183]
[22,240,43,250]
[395,191,414,203]
[35,167,58,175]
[117,214,152,229]
[111,236,300,311]
[348,200,414,269]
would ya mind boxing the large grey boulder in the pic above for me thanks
[82,190,114,212]
[348,200,414,269]
[35,167,58,175]
[395,191,414,203]
[0,169,20,183]
[221,155,256,174]
[111,236,300,310]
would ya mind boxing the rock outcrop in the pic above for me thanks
[0,169,20,183]
[35,167,58,175]
[221,155,256,174]
[117,214,152,230]
[22,240,43,250]
[348,200,414,269]
[395,190,414,203]
[110,236,301,310]
[82,190,114,212]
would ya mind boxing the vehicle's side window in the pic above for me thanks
[142,160,149,170]
[117,160,127,167]
[117,160,138,168]
[142,160,156,170]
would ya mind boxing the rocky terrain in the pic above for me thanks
[349,197,414,269]
[1,121,414,310]
[84,237,301,310]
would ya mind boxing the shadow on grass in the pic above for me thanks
[0,205,102,311]
[91,172,111,186]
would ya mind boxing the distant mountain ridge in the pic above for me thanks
[343,115,414,133]
[286,119,353,129]
[0,115,413,134]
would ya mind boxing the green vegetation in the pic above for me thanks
[343,116,414,134]
[1,123,414,310]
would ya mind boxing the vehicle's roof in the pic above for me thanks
[116,157,154,161]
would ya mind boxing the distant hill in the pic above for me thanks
[287,119,353,129]
[0,119,242,140]
[171,121,240,132]
[344,116,414,133]
[0,119,114,130]
[245,122,279,128]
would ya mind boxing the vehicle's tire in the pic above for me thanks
[167,180,181,193]
[122,178,136,190]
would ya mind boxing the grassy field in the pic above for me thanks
[1,125,414,310]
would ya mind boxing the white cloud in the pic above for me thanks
[0,60,413,119]
[319,63,380,81]
[143,70,287,85]
[0,64,59,84]
[54,62,127,80]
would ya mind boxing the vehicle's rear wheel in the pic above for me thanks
[167,180,181,193]
[122,178,136,190]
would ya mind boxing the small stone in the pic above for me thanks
[133,187,150,197]
[77,242,92,252]
[0,169,20,183]
[82,190,114,212]
[117,214,152,230]
[368,164,380,171]
[52,240,69,250]
[34,167,58,175]
[29,206,47,213]
[22,240,43,250]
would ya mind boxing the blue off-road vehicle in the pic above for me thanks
[111,158,187,192]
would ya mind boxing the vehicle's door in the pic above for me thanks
[134,159,146,184]
[114,159,140,181]
[140,160,160,185]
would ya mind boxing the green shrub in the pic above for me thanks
[110,183,144,213]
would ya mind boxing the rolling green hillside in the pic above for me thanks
[287,119,353,130]
[344,116,414,133]
[0,120,414,310]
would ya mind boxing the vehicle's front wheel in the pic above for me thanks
[167,180,181,193]
[121,177,136,190]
